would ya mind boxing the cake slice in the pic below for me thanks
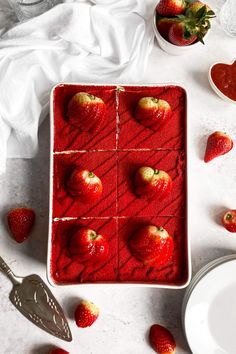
[53,84,117,151]
[51,218,118,284]
[118,216,188,284]
[117,150,186,218]
[118,85,186,150]
[53,151,117,218]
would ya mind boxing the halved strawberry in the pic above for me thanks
[204,131,233,163]
[69,227,109,264]
[66,167,103,202]
[149,324,176,354]
[156,0,186,16]
[75,300,99,328]
[7,207,35,243]
[222,210,236,233]
[67,92,106,132]
[129,225,174,266]
[135,166,172,201]
[135,97,171,131]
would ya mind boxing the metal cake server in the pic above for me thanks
[0,256,72,342]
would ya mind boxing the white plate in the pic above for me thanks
[184,258,236,354]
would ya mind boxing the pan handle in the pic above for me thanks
[0,256,20,285]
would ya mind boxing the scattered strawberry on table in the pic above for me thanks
[7,207,35,243]
[135,97,171,131]
[204,131,233,163]
[149,324,176,354]
[67,92,106,132]
[75,300,100,328]
[69,227,109,264]
[134,166,172,201]
[155,0,215,46]
[50,348,69,354]
[222,210,236,233]
[66,167,103,201]
[129,225,174,266]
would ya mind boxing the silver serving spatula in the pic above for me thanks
[0,256,72,342]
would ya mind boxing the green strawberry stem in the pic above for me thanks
[226,213,233,221]
[90,231,97,240]
[89,172,95,178]
[154,169,159,175]
[177,5,215,44]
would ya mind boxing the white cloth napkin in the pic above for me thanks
[0,0,155,173]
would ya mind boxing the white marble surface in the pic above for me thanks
[1,0,236,353]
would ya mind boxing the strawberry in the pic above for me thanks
[129,225,174,266]
[66,167,103,202]
[69,227,109,264]
[204,131,233,163]
[168,21,197,46]
[156,18,179,41]
[7,207,35,243]
[187,1,212,15]
[50,348,69,354]
[156,0,186,16]
[135,166,172,201]
[135,97,171,131]
[67,92,106,132]
[75,300,99,328]
[149,324,176,354]
[168,3,215,46]
[222,210,236,233]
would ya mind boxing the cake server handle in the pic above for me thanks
[0,256,21,285]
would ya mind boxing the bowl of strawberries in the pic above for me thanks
[153,0,215,55]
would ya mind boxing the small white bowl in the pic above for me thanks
[152,9,206,56]
[208,59,236,105]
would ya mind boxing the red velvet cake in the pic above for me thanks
[118,216,187,284]
[117,150,185,217]
[53,84,117,151]
[49,83,188,286]
[118,85,186,149]
[51,218,118,283]
[53,151,117,218]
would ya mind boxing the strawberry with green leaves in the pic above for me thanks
[169,3,215,46]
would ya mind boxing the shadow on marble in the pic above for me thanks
[195,130,209,161]
[62,296,83,320]
[191,70,211,94]
[208,204,228,226]
[143,287,191,353]
[20,117,50,265]
[29,344,54,354]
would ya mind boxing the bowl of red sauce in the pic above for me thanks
[209,59,236,104]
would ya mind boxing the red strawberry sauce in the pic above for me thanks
[210,61,236,101]
[50,84,188,285]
